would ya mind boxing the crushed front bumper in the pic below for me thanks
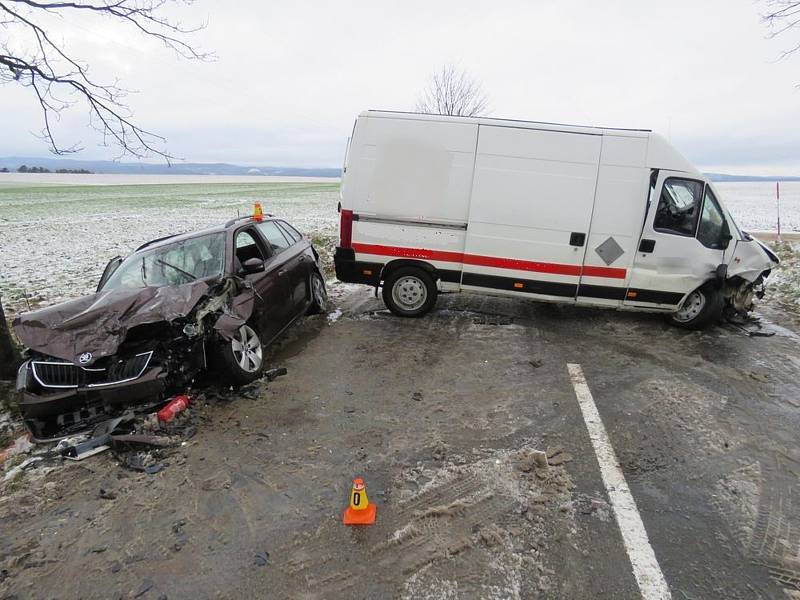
[17,359,169,439]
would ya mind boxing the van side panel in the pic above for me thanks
[347,116,477,223]
[462,125,601,301]
[576,135,650,306]
[340,116,477,290]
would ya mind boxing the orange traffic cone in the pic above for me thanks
[343,477,377,525]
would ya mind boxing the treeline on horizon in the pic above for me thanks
[0,165,93,174]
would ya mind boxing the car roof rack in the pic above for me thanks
[224,213,275,228]
[135,233,181,252]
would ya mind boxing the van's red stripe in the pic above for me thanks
[352,243,626,279]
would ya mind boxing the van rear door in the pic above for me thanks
[624,170,728,308]
[462,125,601,300]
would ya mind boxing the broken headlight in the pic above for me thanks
[182,323,201,338]
[16,360,32,392]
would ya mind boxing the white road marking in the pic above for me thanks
[567,363,672,600]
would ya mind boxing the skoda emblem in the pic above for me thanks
[78,352,93,365]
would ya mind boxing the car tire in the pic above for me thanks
[668,283,724,330]
[218,323,265,385]
[382,266,438,318]
[306,271,328,315]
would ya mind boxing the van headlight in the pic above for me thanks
[16,360,32,391]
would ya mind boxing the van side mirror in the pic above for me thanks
[242,257,265,274]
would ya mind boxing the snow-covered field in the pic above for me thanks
[0,178,798,316]
[715,181,798,232]
[0,180,340,314]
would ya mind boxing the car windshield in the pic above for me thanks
[101,233,226,291]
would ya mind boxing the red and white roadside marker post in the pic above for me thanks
[777,181,782,243]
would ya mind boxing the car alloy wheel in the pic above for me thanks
[231,324,263,373]
[312,273,327,309]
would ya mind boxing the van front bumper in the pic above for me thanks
[334,247,382,285]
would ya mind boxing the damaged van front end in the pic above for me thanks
[720,233,780,317]
[14,276,255,441]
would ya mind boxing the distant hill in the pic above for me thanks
[1,156,796,182]
[704,172,800,182]
[0,156,341,178]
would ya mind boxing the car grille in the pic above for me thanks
[31,362,79,388]
[107,353,152,382]
[31,352,153,389]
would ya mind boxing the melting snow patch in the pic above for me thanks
[327,308,343,323]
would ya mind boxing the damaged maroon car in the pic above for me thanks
[14,215,327,440]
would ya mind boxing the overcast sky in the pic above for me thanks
[2,0,800,175]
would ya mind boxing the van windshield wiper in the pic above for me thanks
[155,259,196,281]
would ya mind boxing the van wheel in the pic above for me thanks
[218,324,264,385]
[307,271,328,314]
[669,284,724,330]
[383,267,437,317]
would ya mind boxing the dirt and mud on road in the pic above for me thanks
[2,283,800,599]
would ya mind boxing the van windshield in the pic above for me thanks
[101,233,226,291]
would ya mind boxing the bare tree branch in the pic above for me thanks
[762,1,800,59]
[0,0,212,160]
[415,64,489,118]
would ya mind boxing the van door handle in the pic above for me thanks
[638,239,656,253]
[278,269,288,277]
[569,232,586,247]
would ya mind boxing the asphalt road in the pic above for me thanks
[1,284,799,599]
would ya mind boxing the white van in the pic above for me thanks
[334,110,779,328]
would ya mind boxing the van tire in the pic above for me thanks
[669,284,724,330]
[383,266,437,317]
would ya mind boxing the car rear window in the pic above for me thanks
[277,221,302,243]
[256,221,292,254]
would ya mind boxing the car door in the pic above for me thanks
[254,220,310,315]
[277,220,316,306]
[624,171,729,308]
[233,227,291,343]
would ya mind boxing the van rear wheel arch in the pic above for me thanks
[380,259,439,283]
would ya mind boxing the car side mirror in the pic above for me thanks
[242,257,265,274]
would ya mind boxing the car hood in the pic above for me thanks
[12,280,246,365]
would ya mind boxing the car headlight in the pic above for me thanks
[16,360,32,391]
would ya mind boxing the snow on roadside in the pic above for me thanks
[765,241,800,311]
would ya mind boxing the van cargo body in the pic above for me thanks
[335,111,778,328]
